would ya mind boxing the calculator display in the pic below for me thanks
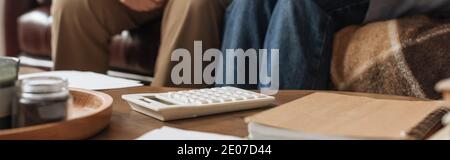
[143,96,175,105]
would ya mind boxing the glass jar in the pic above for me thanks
[13,76,71,128]
[0,57,19,129]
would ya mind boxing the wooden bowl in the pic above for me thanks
[0,88,113,140]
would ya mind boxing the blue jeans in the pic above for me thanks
[219,0,369,90]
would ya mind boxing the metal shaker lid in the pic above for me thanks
[19,76,68,93]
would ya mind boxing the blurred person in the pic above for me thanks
[52,0,230,87]
[220,0,450,90]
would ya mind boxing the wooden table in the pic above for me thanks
[18,68,444,140]
[91,87,422,140]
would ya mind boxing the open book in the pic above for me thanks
[246,93,449,140]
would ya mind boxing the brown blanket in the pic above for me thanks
[332,15,450,99]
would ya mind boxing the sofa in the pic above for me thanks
[1,0,160,78]
[3,0,450,99]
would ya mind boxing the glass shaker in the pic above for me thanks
[14,76,71,128]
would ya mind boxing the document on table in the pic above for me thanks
[137,126,243,140]
[19,71,143,90]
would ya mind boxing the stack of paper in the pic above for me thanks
[137,126,243,140]
[19,71,143,90]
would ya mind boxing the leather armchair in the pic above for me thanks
[2,0,160,76]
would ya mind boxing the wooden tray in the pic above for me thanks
[0,88,113,140]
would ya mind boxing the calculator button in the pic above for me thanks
[163,93,174,99]
[171,94,181,99]
[179,97,192,104]
[194,99,209,104]
[221,87,235,90]
[242,94,256,99]
[177,91,188,95]
[235,91,246,95]
[220,97,233,102]
[257,95,268,98]
[212,95,223,99]
[210,99,221,103]
[196,95,207,100]
[233,97,244,101]
[188,96,200,100]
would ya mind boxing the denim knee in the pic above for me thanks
[275,0,323,14]
[231,0,278,7]
[228,0,279,12]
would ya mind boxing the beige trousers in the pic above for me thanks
[51,0,230,87]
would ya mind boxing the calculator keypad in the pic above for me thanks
[157,87,269,105]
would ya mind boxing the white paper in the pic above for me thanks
[19,71,143,90]
[137,126,243,140]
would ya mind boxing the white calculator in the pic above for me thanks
[122,87,275,121]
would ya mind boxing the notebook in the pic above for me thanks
[246,93,449,140]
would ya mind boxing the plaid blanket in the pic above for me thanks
[332,15,450,99]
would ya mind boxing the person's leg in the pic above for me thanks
[221,0,279,51]
[261,0,334,90]
[51,0,161,73]
[151,0,230,87]
[315,0,369,30]
[262,0,369,90]
[218,0,279,89]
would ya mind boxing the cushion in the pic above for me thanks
[332,15,450,99]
